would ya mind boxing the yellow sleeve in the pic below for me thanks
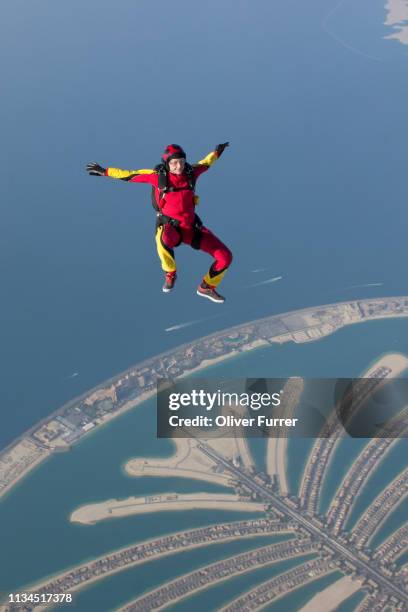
[106,168,155,179]
[196,151,218,167]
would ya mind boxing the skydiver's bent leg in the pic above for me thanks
[187,226,232,303]
[155,225,180,292]
[198,227,233,288]
[155,225,180,273]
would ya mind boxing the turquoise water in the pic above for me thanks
[0,400,244,590]
[168,553,318,612]
[189,318,408,381]
[287,438,315,497]
[319,438,368,515]
[71,534,296,612]
[0,317,407,611]
[345,439,406,535]
[265,570,343,611]
[2,0,408,609]
[2,0,406,453]
[371,496,408,550]
[397,549,408,569]
[334,589,367,611]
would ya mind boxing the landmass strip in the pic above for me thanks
[1,349,408,609]
[63,353,407,610]
[1,296,408,502]
[0,520,296,611]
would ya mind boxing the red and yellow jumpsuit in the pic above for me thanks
[105,149,232,288]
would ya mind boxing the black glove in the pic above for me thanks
[215,142,229,157]
[86,162,106,176]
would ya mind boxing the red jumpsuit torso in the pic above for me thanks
[129,165,208,228]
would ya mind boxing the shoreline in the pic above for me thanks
[218,566,339,612]
[1,520,291,611]
[0,449,51,500]
[116,544,317,612]
[70,492,264,525]
[266,378,304,495]
[2,297,408,502]
[124,436,234,488]
[299,575,363,612]
[0,388,156,504]
[298,351,408,510]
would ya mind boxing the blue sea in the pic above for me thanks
[1,0,408,449]
[0,318,407,609]
[1,0,408,609]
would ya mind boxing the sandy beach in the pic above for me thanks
[3,302,408,503]
[0,439,51,501]
[125,437,234,487]
[70,492,264,524]
[219,565,338,612]
[266,378,304,495]
[1,520,289,612]
[299,352,408,500]
[117,539,316,612]
[299,575,363,611]
[178,350,240,378]
[229,405,256,470]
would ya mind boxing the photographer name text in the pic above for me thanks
[168,415,298,427]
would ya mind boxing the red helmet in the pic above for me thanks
[162,144,186,164]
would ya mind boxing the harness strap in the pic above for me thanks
[152,163,196,208]
[152,165,201,248]
[155,212,180,228]
[156,212,202,229]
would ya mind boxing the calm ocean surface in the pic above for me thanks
[0,317,407,609]
[1,0,408,452]
[1,0,408,609]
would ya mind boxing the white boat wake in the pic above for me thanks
[321,0,385,62]
[248,275,283,288]
[165,314,224,332]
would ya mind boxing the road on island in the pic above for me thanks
[198,443,408,604]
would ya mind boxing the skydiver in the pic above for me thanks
[86,143,232,303]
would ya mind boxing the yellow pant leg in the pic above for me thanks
[203,267,228,287]
[155,226,177,273]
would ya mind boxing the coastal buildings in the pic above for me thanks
[1,297,408,610]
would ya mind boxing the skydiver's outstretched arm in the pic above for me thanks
[193,143,229,178]
[86,163,158,185]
